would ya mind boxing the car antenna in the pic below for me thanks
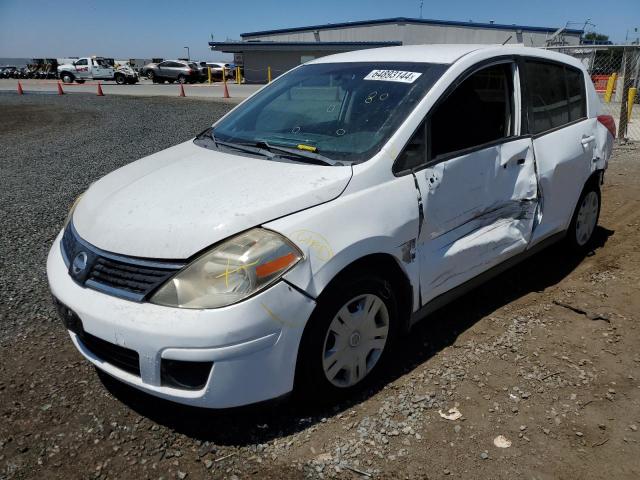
[502,35,513,45]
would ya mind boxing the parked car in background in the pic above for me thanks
[48,44,615,409]
[0,66,18,78]
[204,62,234,81]
[143,60,200,84]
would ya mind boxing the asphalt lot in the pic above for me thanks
[1,93,640,479]
[0,78,260,100]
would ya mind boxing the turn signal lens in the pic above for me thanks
[150,229,302,309]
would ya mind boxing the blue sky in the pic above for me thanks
[0,0,638,60]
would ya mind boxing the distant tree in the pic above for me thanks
[584,32,610,42]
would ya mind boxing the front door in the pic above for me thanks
[407,61,539,305]
[73,58,90,79]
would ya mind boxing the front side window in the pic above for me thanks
[206,62,448,163]
[429,62,514,160]
[75,59,88,66]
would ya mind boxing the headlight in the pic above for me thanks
[150,228,303,309]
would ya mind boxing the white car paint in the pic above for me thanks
[47,44,614,408]
[73,141,352,258]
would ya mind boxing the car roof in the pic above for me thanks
[310,44,584,69]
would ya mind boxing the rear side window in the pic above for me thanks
[566,67,587,121]
[524,60,586,134]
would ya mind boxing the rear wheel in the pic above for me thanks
[296,272,398,403]
[566,182,601,251]
[147,70,155,80]
[177,75,187,84]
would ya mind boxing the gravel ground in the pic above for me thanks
[1,93,640,480]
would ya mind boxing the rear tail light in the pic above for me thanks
[597,115,616,138]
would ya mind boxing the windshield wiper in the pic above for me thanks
[252,140,338,166]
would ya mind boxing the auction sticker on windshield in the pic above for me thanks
[364,70,422,83]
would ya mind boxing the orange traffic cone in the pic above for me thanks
[57,82,65,95]
[17,81,24,95]
[222,81,230,99]
[179,83,185,97]
[96,82,104,96]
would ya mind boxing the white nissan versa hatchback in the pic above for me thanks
[48,45,615,408]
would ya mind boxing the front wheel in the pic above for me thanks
[567,182,601,251]
[60,72,74,84]
[177,75,187,84]
[296,272,398,403]
[114,74,126,85]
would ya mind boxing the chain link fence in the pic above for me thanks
[546,45,640,141]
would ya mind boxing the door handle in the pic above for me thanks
[581,135,595,146]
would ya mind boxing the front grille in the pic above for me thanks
[61,222,185,302]
[87,257,176,297]
[78,331,141,376]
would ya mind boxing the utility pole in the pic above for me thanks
[184,46,190,61]
[419,0,423,19]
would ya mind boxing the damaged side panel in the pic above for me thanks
[415,139,539,305]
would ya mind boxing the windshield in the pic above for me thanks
[205,62,447,163]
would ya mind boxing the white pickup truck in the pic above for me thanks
[57,57,139,85]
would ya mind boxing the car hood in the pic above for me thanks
[73,140,352,259]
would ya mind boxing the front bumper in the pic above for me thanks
[47,232,316,408]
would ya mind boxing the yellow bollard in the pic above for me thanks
[207,66,212,84]
[629,87,637,122]
[236,66,241,84]
[268,66,272,83]
[604,72,617,103]
[222,66,227,85]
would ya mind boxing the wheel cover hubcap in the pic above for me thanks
[322,293,389,388]
[575,191,599,246]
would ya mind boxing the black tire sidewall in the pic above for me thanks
[296,273,399,403]
[567,182,601,251]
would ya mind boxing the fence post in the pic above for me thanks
[604,73,617,103]
[629,87,637,122]
[268,66,271,83]
[208,66,212,84]
[618,48,634,139]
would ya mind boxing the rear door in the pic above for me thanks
[395,60,539,305]
[522,59,594,244]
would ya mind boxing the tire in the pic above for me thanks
[75,79,85,84]
[147,71,155,80]
[177,75,187,84]
[114,74,125,85]
[296,271,398,404]
[566,181,601,252]
[60,72,74,84]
